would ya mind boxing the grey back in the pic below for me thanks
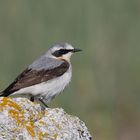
[28,55,63,71]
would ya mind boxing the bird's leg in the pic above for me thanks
[30,96,34,102]
[39,98,49,108]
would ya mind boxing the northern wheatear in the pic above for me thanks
[0,43,82,106]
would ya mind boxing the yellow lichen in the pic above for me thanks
[9,109,23,124]
[26,121,36,137]
[0,98,24,126]
[39,120,46,126]
[0,97,48,139]
[37,111,45,120]
[0,97,22,111]
[53,133,58,139]
[56,124,62,130]
[0,97,9,111]
[45,110,48,115]
[39,132,48,140]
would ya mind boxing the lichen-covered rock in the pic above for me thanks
[0,97,92,140]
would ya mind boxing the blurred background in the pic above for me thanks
[0,0,140,140]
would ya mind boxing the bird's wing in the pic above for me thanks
[2,60,69,96]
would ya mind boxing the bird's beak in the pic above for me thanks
[72,48,82,53]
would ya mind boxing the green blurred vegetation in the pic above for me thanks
[0,0,140,139]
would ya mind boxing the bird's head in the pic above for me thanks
[46,43,82,61]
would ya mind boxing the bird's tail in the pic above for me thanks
[0,91,4,97]
[0,90,8,97]
[0,91,10,97]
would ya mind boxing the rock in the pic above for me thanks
[0,97,92,140]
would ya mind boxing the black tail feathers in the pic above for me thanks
[0,91,9,97]
[0,92,4,97]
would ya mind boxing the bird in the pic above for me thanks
[0,43,82,106]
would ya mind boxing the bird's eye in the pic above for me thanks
[52,49,71,57]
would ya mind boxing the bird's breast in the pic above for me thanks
[42,65,72,98]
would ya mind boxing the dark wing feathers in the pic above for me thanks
[2,61,69,96]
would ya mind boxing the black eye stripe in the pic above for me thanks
[52,49,72,57]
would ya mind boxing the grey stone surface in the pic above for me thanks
[0,97,92,140]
